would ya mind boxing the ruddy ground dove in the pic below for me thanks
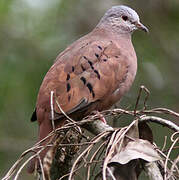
[28,5,148,173]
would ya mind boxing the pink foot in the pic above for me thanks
[96,111,107,124]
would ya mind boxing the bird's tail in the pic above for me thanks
[27,117,57,174]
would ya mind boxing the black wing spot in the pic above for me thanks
[81,64,86,71]
[80,76,86,85]
[97,45,102,50]
[86,82,95,98]
[95,53,99,58]
[68,94,71,102]
[88,60,94,69]
[67,83,71,92]
[88,60,93,66]
[103,59,107,62]
[83,56,88,60]
[66,73,70,81]
[94,70,100,79]
[72,66,75,72]
[115,56,119,58]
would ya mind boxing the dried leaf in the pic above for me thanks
[139,122,153,143]
[109,139,161,165]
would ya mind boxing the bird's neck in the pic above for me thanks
[96,21,132,37]
[93,25,132,43]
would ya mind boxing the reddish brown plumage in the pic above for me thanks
[27,28,137,173]
[27,5,149,173]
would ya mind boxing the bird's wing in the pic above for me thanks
[37,39,129,119]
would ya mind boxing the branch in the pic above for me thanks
[84,120,164,180]
[144,162,163,180]
[138,116,179,132]
[2,108,178,180]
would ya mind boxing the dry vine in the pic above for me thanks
[2,86,179,180]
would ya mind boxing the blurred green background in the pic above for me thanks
[0,0,178,179]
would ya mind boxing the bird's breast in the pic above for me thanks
[112,55,137,103]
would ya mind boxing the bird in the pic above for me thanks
[27,5,148,173]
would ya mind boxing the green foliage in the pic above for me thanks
[0,0,178,179]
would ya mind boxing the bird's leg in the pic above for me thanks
[93,111,107,124]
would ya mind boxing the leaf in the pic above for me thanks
[109,139,161,165]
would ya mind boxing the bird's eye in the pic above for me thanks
[122,16,128,21]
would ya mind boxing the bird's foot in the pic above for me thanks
[94,111,107,124]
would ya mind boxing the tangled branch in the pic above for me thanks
[2,86,179,180]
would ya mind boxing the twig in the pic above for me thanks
[164,134,179,180]
[91,141,106,177]
[58,162,85,180]
[162,136,167,152]
[103,120,137,180]
[87,141,106,180]
[155,147,179,173]
[2,146,42,180]
[68,131,109,180]
[37,154,46,180]
[107,167,116,180]
[55,97,82,134]
[144,108,179,118]
[171,131,179,142]
[2,94,179,180]
[169,132,179,178]
[50,91,55,131]
[134,85,150,115]
[139,116,179,132]
[144,162,163,180]
[170,156,179,178]
[13,155,38,180]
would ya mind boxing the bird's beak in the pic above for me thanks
[136,22,149,33]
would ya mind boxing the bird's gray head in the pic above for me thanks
[98,5,148,34]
